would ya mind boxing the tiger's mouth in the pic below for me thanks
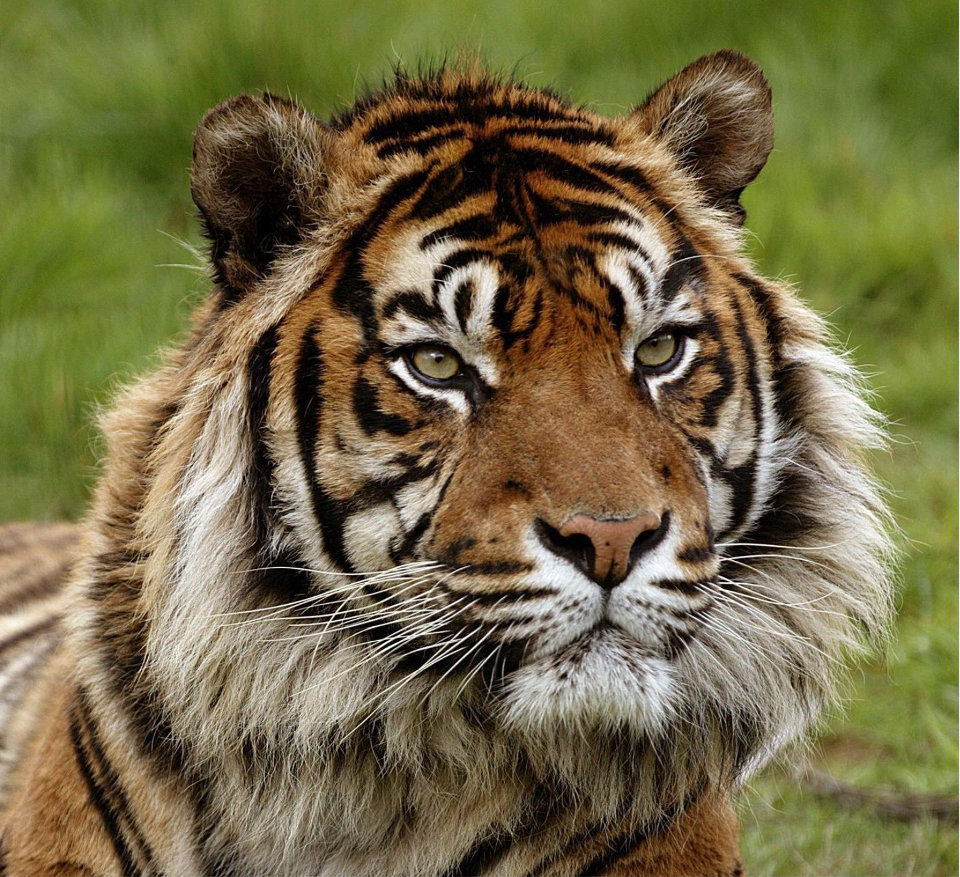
[508,586,714,673]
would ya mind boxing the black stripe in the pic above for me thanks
[352,461,442,511]
[330,169,433,341]
[248,325,315,601]
[420,214,498,250]
[70,699,140,877]
[626,264,651,305]
[594,160,676,217]
[458,560,534,576]
[377,128,463,159]
[661,230,706,301]
[440,830,515,877]
[572,791,699,876]
[677,544,713,564]
[510,148,624,198]
[497,122,615,147]
[453,280,475,333]
[247,323,281,546]
[353,376,415,436]
[527,192,636,230]
[438,584,554,606]
[492,285,544,351]
[410,161,491,221]
[719,293,763,536]
[650,578,702,597]
[388,509,434,563]
[295,323,352,571]
[364,100,586,144]
[381,289,444,323]
[76,690,158,872]
[694,354,736,429]
[431,247,493,292]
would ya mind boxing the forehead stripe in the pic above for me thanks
[363,99,589,144]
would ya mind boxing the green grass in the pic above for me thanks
[1,1,956,873]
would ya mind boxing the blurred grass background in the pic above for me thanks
[1,1,956,873]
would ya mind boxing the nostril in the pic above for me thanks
[628,510,671,567]
[535,519,596,580]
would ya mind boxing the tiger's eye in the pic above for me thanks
[409,345,462,381]
[636,333,679,369]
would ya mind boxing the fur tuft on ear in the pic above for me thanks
[634,51,773,221]
[191,93,327,301]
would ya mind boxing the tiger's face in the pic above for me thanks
[290,160,757,734]
[189,62,787,740]
[163,53,889,793]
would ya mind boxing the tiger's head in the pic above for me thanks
[83,52,893,848]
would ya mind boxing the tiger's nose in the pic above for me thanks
[537,512,667,588]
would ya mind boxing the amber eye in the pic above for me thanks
[407,345,463,382]
[636,332,681,370]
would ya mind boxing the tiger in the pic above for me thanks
[0,50,894,876]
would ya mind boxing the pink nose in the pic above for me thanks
[555,512,665,586]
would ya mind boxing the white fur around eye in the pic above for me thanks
[387,357,471,415]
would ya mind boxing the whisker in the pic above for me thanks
[712,576,849,616]
[717,540,851,553]
[720,552,831,571]
[218,571,447,629]
[209,562,445,619]
[292,598,478,697]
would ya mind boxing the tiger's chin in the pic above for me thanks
[494,624,678,740]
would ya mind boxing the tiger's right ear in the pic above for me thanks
[191,93,328,300]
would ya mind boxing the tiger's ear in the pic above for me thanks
[191,93,328,299]
[634,51,773,222]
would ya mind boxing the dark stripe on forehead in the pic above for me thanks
[513,148,624,197]
[493,284,543,351]
[661,229,706,301]
[381,289,443,323]
[431,247,494,292]
[498,122,616,147]
[593,160,676,217]
[420,213,498,250]
[526,191,638,230]
[363,99,590,144]
[377,128,464,159]
[378,120,617,161]
[410,162,491,220]
[331,169,432,341]
[453,280,474,333]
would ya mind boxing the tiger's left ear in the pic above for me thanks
[634,51,773,222]
[191,93,329,300]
